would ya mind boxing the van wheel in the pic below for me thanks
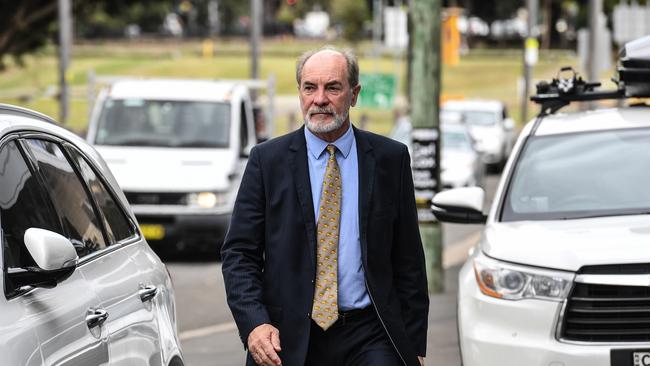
[168,356,184,366]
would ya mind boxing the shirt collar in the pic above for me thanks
[305,123,355,159]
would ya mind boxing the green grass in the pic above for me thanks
[0,39,579,135]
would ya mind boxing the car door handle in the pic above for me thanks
[86,308,108,329]
[139,285,158,303]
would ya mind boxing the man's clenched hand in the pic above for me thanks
[248,323,282,366]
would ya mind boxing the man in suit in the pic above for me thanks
[222,46,428,366]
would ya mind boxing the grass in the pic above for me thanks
[0,38,579,136]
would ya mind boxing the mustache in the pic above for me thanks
[308,107,335,116]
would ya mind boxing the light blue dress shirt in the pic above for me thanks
[305,125,371,311]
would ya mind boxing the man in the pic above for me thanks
[222,46,428,366]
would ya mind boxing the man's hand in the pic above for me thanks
[418,356,425,366]
[248,323,282,366]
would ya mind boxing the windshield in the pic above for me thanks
[502,128,650,221]
[94,99,231,148]
[451,110,497,126]
[442,129,473,151]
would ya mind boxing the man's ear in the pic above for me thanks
[350,84,361,107]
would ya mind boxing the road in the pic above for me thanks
[166,174,500,366]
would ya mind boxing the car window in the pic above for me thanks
[24,139,107,257]
[0,140,64,269]
[66,146,135,243]
[502,128,650,221]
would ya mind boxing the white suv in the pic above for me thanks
[432,37,650,366]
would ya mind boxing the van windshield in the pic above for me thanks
[94,99,231,148]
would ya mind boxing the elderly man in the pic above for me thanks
[222,46,429,366]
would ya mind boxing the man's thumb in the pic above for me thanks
[271,329,282,351]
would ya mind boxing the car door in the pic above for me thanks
[0,137,109,366]
[64,144,166,366]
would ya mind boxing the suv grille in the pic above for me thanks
[562,282,650,342]
[124,192,187,206]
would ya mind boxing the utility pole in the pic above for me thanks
[588,0,602,83]
[409,0,443,293]
[58,0,72,124]
[373,0,383,61]
[250,0,262,102]
[521,0,538,125]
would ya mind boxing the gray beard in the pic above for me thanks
[305,111,348,134]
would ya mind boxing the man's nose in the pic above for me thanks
[313,88,329,106]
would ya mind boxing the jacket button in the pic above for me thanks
[307,313,311,318]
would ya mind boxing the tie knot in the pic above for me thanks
[326,144,337,156]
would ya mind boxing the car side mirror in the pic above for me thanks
[504,118,515,130]
[431,187,487,224]
[6,228,78,291]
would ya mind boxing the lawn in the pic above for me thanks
[0,38,579,136]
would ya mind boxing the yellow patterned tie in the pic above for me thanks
[312,144,341,330]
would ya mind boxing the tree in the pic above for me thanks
[331,0,370,43]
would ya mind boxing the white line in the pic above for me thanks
[179,231,481,342]
[443,231,481,269]
[179,321,238,341]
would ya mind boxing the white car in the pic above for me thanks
[0,104,184,365]
[442,99,516,169]
[86,79,257,255]
[432,48,650,366]
[389,116,484,190]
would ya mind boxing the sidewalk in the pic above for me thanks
[425,264,462,366]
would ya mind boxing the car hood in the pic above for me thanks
[483,215,650,272]
[95,146,236,192]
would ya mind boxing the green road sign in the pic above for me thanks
[358,73,396,109]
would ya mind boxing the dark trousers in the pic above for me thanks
[305,307,402,366]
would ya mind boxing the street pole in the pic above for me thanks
[409,0,443,293]
[58,0,72,124]
[588,0,602,83]
[250,0,262,102]
[520,0,538,126]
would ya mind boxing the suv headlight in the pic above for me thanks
[186,192,228,208]
[473,253,574,301]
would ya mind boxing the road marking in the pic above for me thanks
[179,231,482,342]
[443,231,481,269]
[179,321,238,341]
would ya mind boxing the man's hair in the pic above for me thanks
[295,45,359,88]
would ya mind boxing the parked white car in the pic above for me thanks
[442,99,516,169]
[389,115,484,190]
[0,104,183,365]
[433,51,650,366]
[87,79,257,255]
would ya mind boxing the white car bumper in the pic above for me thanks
[458,261,647,366]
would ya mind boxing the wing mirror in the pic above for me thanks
[6,228,78,292]
[431,187,487,224]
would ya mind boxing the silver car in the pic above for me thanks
[0,104,184,366]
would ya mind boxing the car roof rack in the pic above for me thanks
[531,35,650,117]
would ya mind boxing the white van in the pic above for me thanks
[87,79,257,256]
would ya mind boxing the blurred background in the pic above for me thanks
[1,0,642,137]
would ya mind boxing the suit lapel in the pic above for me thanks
[288,127,317,269]
[354,127,374,267]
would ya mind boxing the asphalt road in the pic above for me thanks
[165,174,500,366]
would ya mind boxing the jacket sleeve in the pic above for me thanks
[221,146,269,347]
[393,144,429,356]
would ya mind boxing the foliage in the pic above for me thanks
[331,0,370,43]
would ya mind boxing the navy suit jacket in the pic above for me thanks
[221,126,429,366]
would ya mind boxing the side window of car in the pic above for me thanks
[24,139,106,257]
[0,140,61,269]
[65,146,135,243]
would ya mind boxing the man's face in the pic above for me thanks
[299,51,361,134]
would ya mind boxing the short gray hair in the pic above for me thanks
[295,45,359,88]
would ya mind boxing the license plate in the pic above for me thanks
[634,353,650,366]
[139,224,165,240]
[612,349,650,366]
